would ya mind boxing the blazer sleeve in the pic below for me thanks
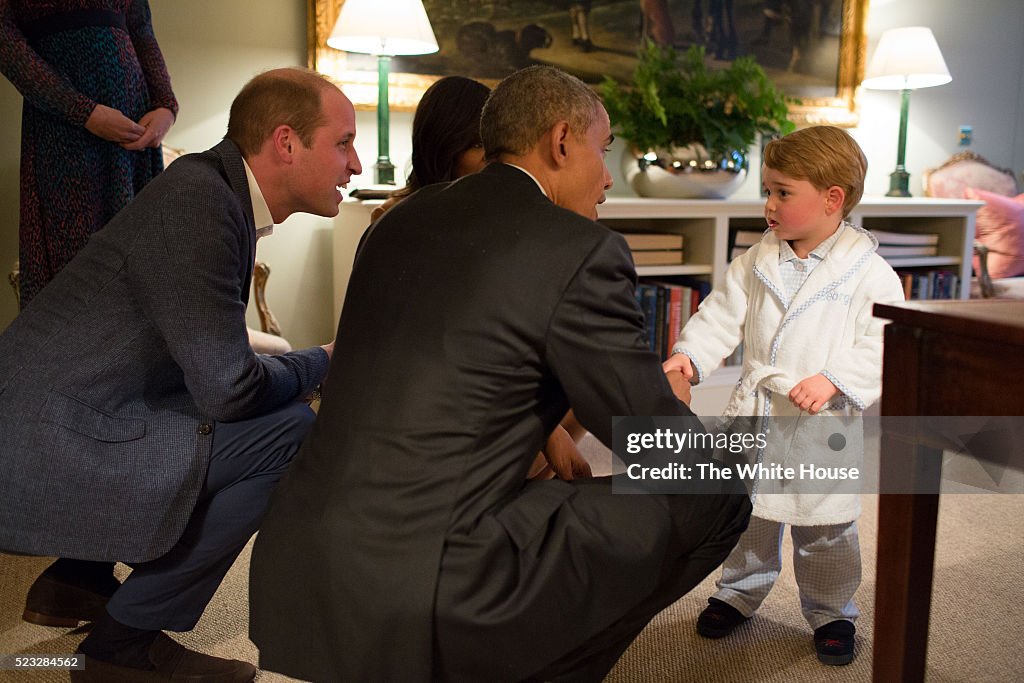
[129,179,328,422]
[545,231,692,447]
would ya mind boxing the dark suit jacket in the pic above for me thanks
[0,140,328,563]
[250,163,694,681]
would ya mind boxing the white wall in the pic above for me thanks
[345,0,1024,205]
[1,0,1022,342]
[0,0,340,348]
[853,0,1024,198]
[150,0,342,349]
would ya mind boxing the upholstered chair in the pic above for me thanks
[923,152,1024,298]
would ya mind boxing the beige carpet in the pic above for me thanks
[2,459,1022,681]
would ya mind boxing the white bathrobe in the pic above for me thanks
[675,223,905,524]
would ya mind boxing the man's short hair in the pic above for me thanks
[481,65,602,160]
[763,125,868,217]
[227,68,337,156]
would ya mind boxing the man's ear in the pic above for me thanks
[547,121,572,168]
[271,124,296,161]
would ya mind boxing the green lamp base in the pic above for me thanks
[886,168,912,197]
[375,158,395,186]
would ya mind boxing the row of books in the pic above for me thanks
[621,231,685,266]
[896,269,961,300]
[635,278,711,360]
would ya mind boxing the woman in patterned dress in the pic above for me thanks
[0,0,177,307]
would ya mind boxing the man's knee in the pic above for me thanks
[666,490,752,550]
[278,401,316,440]
[246,402,317,475]
[271,402,316,460]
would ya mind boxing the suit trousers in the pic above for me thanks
[521,480,752,683]
[105,401,315,631]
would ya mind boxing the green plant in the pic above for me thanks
[600,42,797,156]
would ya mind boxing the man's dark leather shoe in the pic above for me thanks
[70,633,257,682]
[23,572,119,627]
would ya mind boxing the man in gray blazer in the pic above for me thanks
[0,68,361,682]
[250,66,751,682]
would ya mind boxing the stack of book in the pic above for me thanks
[621,232,685,266]
[870,229,940,257]
[635,278,711,359]
[729,228,765,261]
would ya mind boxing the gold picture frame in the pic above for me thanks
[788,0,869,126]
[309,0,869,125]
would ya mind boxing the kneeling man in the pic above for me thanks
[0,68,361,682]
[250,65,751,682]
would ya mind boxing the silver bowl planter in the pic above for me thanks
[623,144,748,199]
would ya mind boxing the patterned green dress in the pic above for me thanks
[0,0,177,306]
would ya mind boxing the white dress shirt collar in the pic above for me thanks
[505,163,548,197]
[243,159,274,239]
[778,223,845,263]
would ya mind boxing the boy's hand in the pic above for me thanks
[663,352,693,380]
[789,374,838,414]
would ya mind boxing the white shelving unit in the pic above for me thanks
[334,195,982,414]
[596,196,983,298]
[333,199,379,318]
[334,195,982,310]
[598,196,983,408]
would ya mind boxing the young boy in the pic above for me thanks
[664,126,905,665]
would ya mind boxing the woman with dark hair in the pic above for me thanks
[371,75,490,221]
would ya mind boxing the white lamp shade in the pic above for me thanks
[327,0,439,56]
[862,26,952,90]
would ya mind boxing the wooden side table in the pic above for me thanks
[872,300,1024,682]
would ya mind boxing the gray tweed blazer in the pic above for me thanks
[0,139,328,563]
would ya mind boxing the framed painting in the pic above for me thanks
[309,0,869,125]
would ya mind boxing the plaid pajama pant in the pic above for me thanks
[711,515,861,630]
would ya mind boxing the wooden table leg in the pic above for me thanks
[873,439,943,682]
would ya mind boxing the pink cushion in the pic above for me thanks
[966,187,1024,279]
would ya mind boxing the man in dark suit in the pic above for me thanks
[0,68,361,682]
[250,65,752,682]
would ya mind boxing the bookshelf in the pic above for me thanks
[333,196,982,411]
[335,196,982,306]
[595,196,982,298]
[597,197,982,382]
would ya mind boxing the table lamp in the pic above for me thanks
[328,0,439,185]
[861,26,951,197]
